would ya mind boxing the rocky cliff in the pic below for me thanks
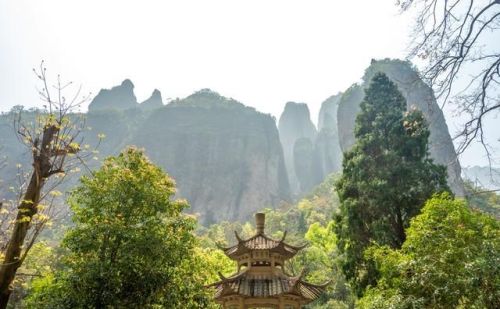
[131,89,290,223]
[140,89,163,111]
[88,79,139,111]
[336,85,364,151]
[336,59,465,196]
[278,102,317,195]
[315,94,343,178]
[277,96,344,197]
[318,93,341,132]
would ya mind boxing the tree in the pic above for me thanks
[303,221,354,309]
[334,73,449,295]
[399,0,500,157]
[26,147,211,308]
[0,63,91,307]
[7,241,56,307]
[358,194,500,309]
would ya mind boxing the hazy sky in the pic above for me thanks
[0,0,498,167]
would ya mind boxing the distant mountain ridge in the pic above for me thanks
[0,59,468,223]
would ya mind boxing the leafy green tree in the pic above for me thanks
[25,147,211,308]
[7,242,56,308]
[303,221,354,309]
[335,73,449,294]
[358,194,500,309]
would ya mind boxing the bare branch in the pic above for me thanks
[401,0,500,163]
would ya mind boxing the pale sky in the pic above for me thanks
[0,0,498,167]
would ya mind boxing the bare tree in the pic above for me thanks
[0,62,94,307]
[400,0,500,161]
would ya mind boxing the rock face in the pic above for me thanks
[277,96,344,196]
[318,93,341,132]
[278,102,317,195]
[140,89,163,111]
[131,89,290,223]
[336,85,364,151]
[88,79,139,111]
[315,94,343,178]
[293,137,321,193]
[337,59,465,196]
[0,85,290,225]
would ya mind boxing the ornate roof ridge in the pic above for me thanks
[208,267,329,300]
[207,268,295,288]
[224,231,307,251]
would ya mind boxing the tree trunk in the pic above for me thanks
[0,124,57,308]
[0,171,43,308]
[394,207,406,248]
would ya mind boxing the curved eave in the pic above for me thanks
[288,270,330,301]
[211,270,248,285]
[292,280,328,301]
[209,272,329,302]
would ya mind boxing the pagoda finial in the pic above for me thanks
[255,212,265,234]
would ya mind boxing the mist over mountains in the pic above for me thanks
[0,59,473,224]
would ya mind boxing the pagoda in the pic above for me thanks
[208,213,329,309]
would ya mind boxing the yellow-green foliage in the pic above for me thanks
[358,194,500,309]
[25,147,213,308]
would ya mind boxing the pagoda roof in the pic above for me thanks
[208,269,328,302]
[218,231,307,260]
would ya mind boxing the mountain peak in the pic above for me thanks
[140,89,163,111]
[282,102,312,120]
[171,89,247,110]
[88,79,139,112]
[121,79,134,88]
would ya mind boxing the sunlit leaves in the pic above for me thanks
[26,147,211,308]
[358,194,500,309]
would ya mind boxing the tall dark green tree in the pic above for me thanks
[25,147,212,308]
[334,73,449,295]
